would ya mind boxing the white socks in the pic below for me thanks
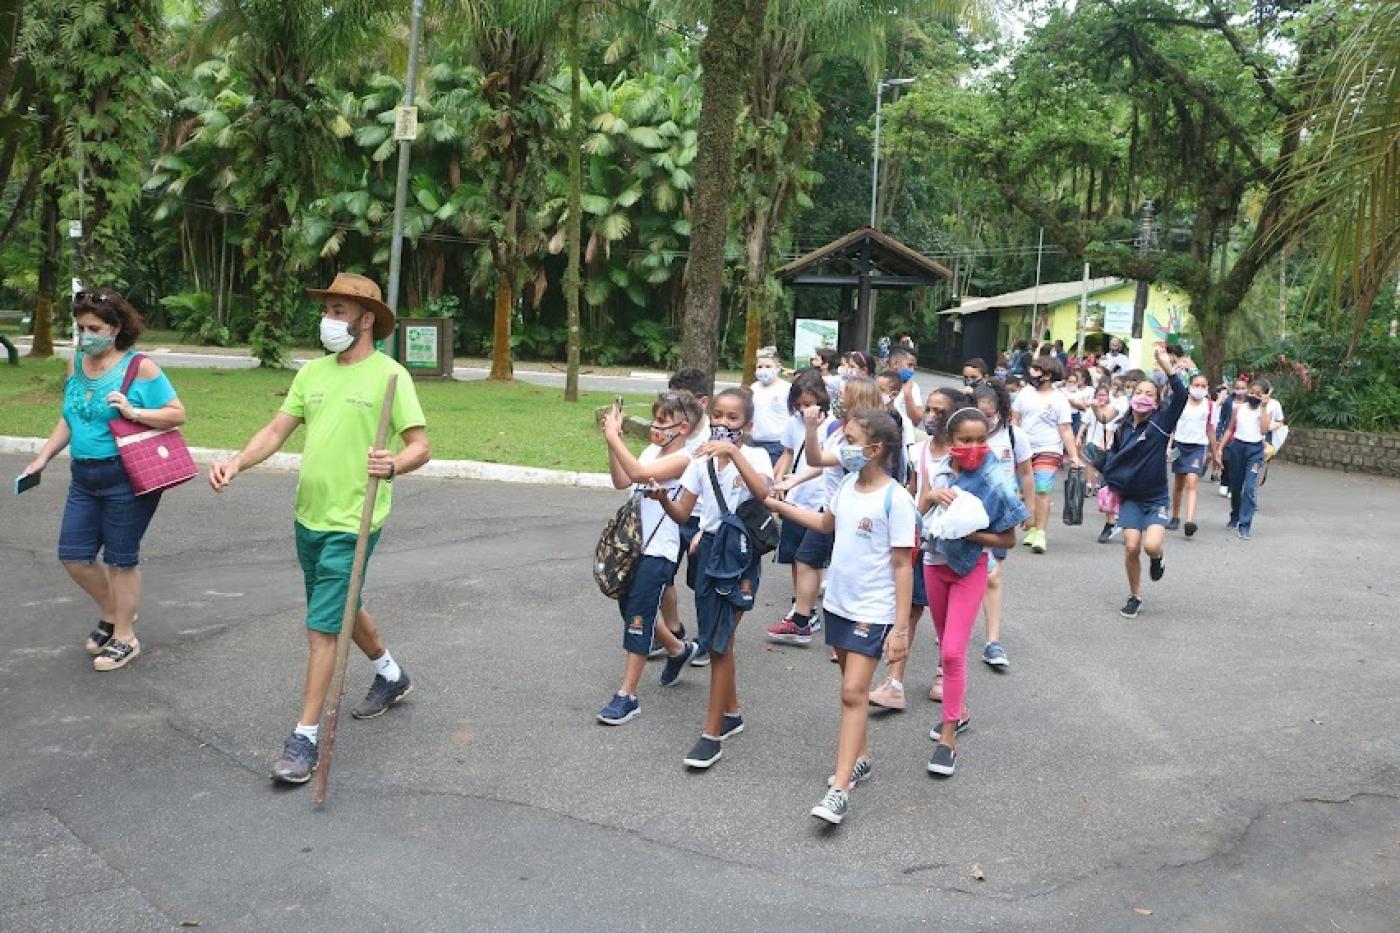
[294,722,319,745]
[374,651,401,682]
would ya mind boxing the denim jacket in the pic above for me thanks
[923,456,1030,576]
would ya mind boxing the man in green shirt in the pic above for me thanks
[210,273,431,785]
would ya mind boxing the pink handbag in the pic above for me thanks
[108,353,197,495]
[1096,484,1121,516]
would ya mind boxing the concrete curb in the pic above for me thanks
[0,435,615,489]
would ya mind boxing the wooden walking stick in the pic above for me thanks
[313,374,397,808]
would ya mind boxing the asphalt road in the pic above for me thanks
[14,344,956,398]
[2,454,1396,931]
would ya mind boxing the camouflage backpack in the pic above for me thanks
[594,492,668,600]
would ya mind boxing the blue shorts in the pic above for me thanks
[58,458,162,568]
[824,609,890,658]
[1172,443,1207,475]
[911,556,928,607]
[676,516,701,589]
[751,439,785,464]
[1117,496,1171,532]
[794,524,834,569]
[694,532,761,656]
[620,554,676,655]
[776,515,806,564]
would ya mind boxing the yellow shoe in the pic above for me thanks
[1031,529,1048,554]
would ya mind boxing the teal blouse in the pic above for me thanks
[63,352,178,460]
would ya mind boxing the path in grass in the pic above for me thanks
[0,358,648,473]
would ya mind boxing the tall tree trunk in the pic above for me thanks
[489,266,514,380]
[1196,304,1226,387]
[679,0,769,375]
[31,183,60,358]
[740,209,770,383]
[563,0,583,402]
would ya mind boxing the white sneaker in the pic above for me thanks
[1218,485,1229,498]
[810,787,849,825]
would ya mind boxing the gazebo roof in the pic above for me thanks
[776,227,953,288]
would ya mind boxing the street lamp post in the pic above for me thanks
[385,0,426,357]
[870,77,915,230]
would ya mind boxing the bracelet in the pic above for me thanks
[891,629,909,637]
[386,462,396,483]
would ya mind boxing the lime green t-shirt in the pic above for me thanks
[279,352,427,534]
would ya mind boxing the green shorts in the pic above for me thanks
[295,522,382,634]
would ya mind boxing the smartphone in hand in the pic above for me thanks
[14,471,41,496]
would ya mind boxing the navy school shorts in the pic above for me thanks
[824,608,891,658]
[694,532,761,656]
[620,554,676,655]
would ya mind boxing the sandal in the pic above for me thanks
[85,621,115,656]
[93,638,140,672]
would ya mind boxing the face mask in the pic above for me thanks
[882,392,896,406]
[755,367,777,386]
[1234,387,1247,397]
[709,424,744,443]
[963,377,982,387]
[837,444,871,472]
[949,445,990,472]
[1130,395,1158,413]
[898,368,915,381]
[1246,396,1263,408]
[923,413,946,437]
[1027,374,1044,388]
[985,414,1001,433]
[319,316,358,353]
[653,426,683,445]
[77,330,116,355]
[1189,386,1207,401]
[830,395,846,420]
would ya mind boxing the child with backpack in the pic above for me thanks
[649,388,774,770]
[596,393,705,725]
[763,408,916,825]
[972,380,1033,669]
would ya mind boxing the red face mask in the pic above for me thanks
[949,445,990,472]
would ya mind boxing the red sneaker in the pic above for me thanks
[765,617,813,646]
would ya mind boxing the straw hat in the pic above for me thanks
[306,273,395,340]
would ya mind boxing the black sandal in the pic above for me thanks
[85,621,115,656]
[93,638,140,671]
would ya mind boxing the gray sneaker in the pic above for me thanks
[982,641,1009,669]
[827,755,872,788]
[351,670,413,720]
[271,732,318,784]
[811,787,849,824]
[927,743,957,777]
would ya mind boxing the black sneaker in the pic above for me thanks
[1184,521,1197,538]
[718,713,745,740]
[683,735,723,769]
[271,733,318,784]
[659,641,699,687]
[1166,517,1180,531]
[927,743,957,777]
[1097,523,1115,544]
[928,716,971,741]
[351,670,413,719]
[1120,595,1142,619]
[1149,555,1165,581]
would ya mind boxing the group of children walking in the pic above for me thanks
[596,351,1026,827]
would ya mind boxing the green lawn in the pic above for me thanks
[0,358,647,472]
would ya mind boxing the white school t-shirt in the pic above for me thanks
[820,423,847,502]
[987,424,1031,493]
[822,475,919,626]
[1084,414,1117,450]
[680,445,774,533]
[683,415,711,455]
[1173,400,1212,445]
[750,379,791,442]
[780,413,834,510]
[1012,387,1073,454]
[1232,399,1284,443]
[893,379,923,422]
[634,445,688,559]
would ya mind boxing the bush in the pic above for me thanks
[161,292,231,346]
[1235,322,1400,433]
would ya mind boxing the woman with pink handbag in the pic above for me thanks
[21,289,187,671]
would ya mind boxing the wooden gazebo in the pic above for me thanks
[776,227,953,353]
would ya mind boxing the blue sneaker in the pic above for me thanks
[352,670,413,719]
[1226,519,1239,530]
[690,645,710,667]
[596,693,639,725]
[660,641,699,687]
[271,732,318,784]
[683,735,723,769]
[718,712,744,740]
[1237,527,1252,541]
[981,641,1009,669]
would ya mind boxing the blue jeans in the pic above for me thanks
[1227,440,1265,531]
[58,458,162,568]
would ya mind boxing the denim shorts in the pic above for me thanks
[58,458,162,568]
[793,524,834,569]
[1117,496,1171,532]
[776,515,807,564]
[1172,443,1207,475]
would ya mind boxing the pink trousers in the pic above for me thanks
[923,556,990,725]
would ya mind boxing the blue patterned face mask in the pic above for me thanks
[77,330,116,355]
[837,444,870,472]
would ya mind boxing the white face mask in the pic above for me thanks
[755,367,777,386]
[319,316,358,353]
[1189,386,1208,401]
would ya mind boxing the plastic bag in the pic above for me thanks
[1062,466,1086,525]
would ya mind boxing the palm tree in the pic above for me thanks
[1282,2,1399,351]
